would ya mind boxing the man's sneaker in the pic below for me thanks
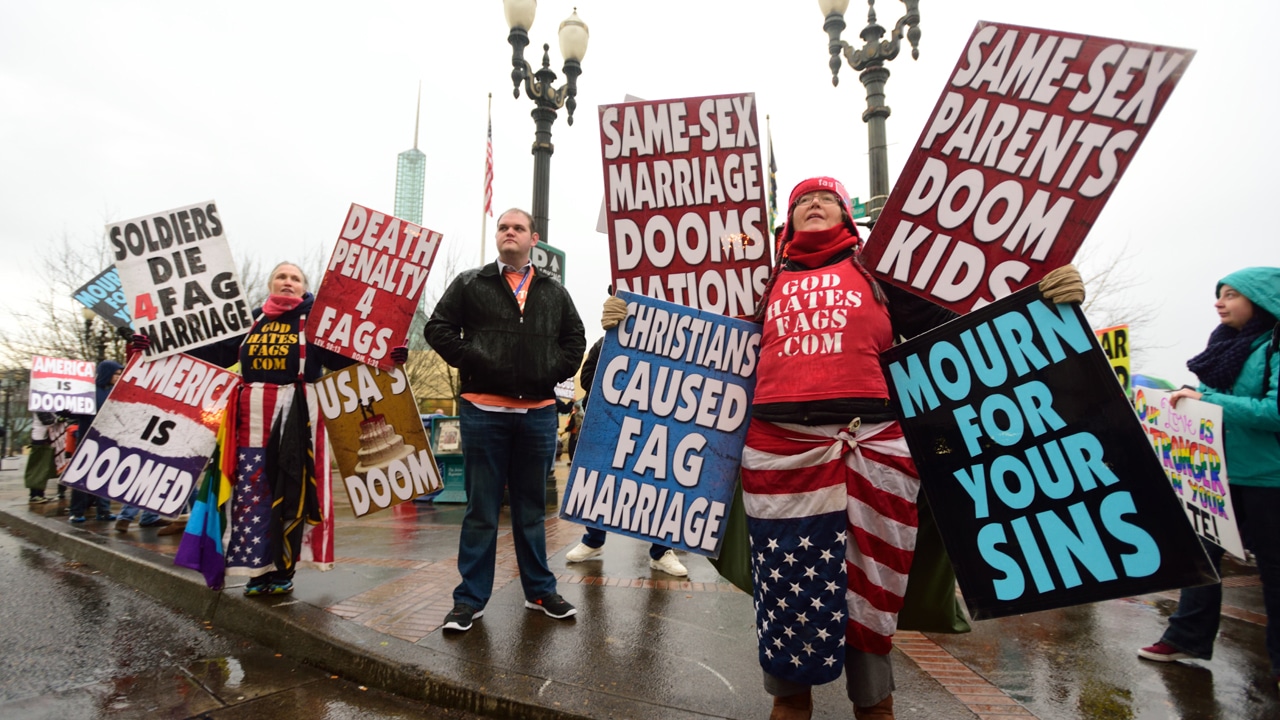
[442,604,483,632]
[525,593,576,619]
[565,542,604,563]
[69,515,87,524]
[649,549,689,577]
[1138,641,1193,662]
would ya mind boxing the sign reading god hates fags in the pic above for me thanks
[111,201,252,359]
[316,363,442,517]
[560,292,761,558]
[881,287,1215,620]
[310,205,443,371]
[61,354,239,515]
[29,355,97,415]
[862,23,1194,314]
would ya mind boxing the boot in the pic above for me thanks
[854,694,894,719]
[769,689,812,720]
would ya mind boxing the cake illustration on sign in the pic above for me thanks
[353,400,416,473]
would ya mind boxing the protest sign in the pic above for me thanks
[560,291,760,557]
[862,23,1194,313]
[1134,387,1244,559]
[316,363,441,517]
[881,287,1214,620]
[29,355,97,415]
[554,378,575,403]
[111,201,251,359]
[311,204,443,370]
[531,242,566,285]
[73,266,132,329]
[599,93,771,317]
[1095,324,1131,393]
[61,354,239,515]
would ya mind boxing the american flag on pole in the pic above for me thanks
[767,121,778,237]
[483,110,494,217]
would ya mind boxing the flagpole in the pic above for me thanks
[766,114,778,239]
[480,93,493,266]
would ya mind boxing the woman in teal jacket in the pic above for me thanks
[1138,266,1280,688]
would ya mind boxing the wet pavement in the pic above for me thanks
[1,461,1275,719]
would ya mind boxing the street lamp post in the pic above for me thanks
[504,1,589,243]
[818,0,921,222]
[81,307,107,363]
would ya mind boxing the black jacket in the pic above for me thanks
[424,263,585,400]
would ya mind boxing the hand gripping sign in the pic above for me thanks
[862,23,1194,314]
[310,204,443,371]
[29,355,97,415]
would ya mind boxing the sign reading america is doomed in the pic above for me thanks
[881,287,1215,620]
[310,204,442,371]
[111,201,252,359]
[61,354,240,515]
[29,355,97,415]
[862,23,1194,314]
[560,292,760,558]
[598,93,771,317]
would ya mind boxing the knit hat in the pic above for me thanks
[787,177,851,216]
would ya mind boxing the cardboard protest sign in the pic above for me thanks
[61,354,239,515]
[881,287,1214,620]
[316,363,441,517]
[110,201,251,359]
[29,355,98,415]
[73,266,132,329]
[560,292,760,557]
[310,204,443,371]
[1134,388,1244,559]
[1095,324,1131,393]
[554,378,576,403]
[599,93,771,317]
[863,23,1194,313]
[531,242,566,285]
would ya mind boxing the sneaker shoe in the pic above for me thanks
[70,515,87,524]
[266,580,294,595]
[649,549,689,577]
[442,603,483,632]
[115,518,131,533]
[565,542,604,563]
[244,582,270,597]
[28,496,49,504]
[1138,641,1193,662]
[525,593,576,619]
[95,513,118,522]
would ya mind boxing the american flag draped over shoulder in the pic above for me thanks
[741,418,920,684]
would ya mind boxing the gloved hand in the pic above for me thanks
[601,296,627,330]
[1038,264,1085,305]
[390,345,409,365]
[126,333,151,361]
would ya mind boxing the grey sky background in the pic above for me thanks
[2,1,1276,385]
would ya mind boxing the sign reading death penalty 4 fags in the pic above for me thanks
[862,23,1194,314]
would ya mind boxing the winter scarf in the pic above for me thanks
[262,293,306,319]
[786,225,859,269]
[1187,307,1278,391]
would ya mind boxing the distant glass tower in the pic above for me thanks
[394,85,425,224]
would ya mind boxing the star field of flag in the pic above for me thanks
[227,447,273,573]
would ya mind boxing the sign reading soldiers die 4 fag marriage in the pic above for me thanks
[863,23,1194,313]
[310,204,443,371]
[111,201,251,359]
[880,287,1214,620]
[599,93,771,317]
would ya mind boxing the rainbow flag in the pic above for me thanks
[174,393,237,589]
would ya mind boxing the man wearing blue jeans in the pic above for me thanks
[425,207,586,633]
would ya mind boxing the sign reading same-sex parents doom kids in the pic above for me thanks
[29,355,97,415]
[316,364,441,517]
[73,266,132,330]
[61,354,240,516]
[880,287,1214,620]
[1134,388,1244,559]
[599,93,771,317]
[862,23,1194,313]
[561,292,760,558]
[310,205,443,371]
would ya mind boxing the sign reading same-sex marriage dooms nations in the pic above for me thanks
[316,363,441,517]
[111,201,251,359]
[561,292,760,558]
[881,287,1214,620]
[29,355,97,415]
[73,266,132,330]
[310,205,443,371]
[599,93,771,317]
[1134,388,1245,559]
[863,23,1194,313]
[61,354,240,515]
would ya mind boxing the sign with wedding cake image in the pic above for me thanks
[315,363,443,517]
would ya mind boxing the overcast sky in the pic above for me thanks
[3,1,1276,385]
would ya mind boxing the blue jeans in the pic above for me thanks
[69,490,111,518]
[580,526,672,561]
[453,401,558,609]
[119,505,161,525]
[1161,484,1280,674]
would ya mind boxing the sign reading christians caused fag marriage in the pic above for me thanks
[310,204,442,371]
[1134,387,1245,559]
[863,23,1194,314]
[73,266,132,329]
[560,292,760,557]
[599,93,771,317]
[29,355,97,415]
[111,201,251,359]
[315,363,441,517]
[881,287,1214,620]
[62,354,240,515]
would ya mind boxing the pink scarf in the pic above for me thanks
[261,294,303,319]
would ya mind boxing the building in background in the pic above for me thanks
[394,85,426,225]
